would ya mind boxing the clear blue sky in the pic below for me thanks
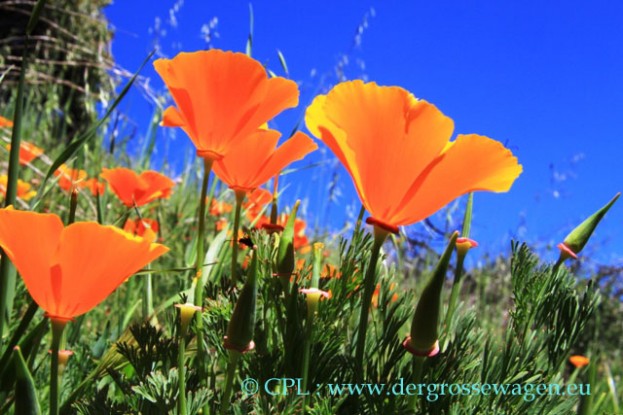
[104,0,623,267]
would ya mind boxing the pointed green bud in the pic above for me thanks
[14,346,42,415]
[558,192,620,259]
[406,231,458,356]
[275,200,300,287]
[225,249,258,353]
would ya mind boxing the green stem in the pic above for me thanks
[194,158,213,415]
[301,301,317,413]
[194,158,213,306]
[95,192,103,224]
[408,356,425,410]
[49,318,68,415]
[178,329,188,415]
[220,350,241,415]
[354,226,388,383]
[230,191,245,285]
[143,264,153,321]
[67,189,78,225]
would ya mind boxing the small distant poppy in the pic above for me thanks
[0,175,36,201]
[123,218,160,243]
[0,208,168,320]
[101,167,174,207]
[0,116,13,128]
[5,141,44,165]
[54,165,87,192]
[154,49,299,161]
[83,177,106,197]
[306,80,522,233]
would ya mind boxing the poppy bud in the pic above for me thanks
[224,249,258,353]
[405,231,458,356]
[558,192,620,260]
[175,302,202,335]
[275,200,300,288]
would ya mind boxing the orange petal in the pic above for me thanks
[254,132,317,188]
[212,129,282,191]
[0,209,63,312]
[161,106,186,128]
[100,168,143,206]
[54,223,168,318]
[391,134,522,225]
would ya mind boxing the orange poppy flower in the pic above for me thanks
[212,130,317,194]
[0,208,168,320]
[54,165,87,192]
[5,141,44,165]
[0,116,13,128]
[306,80,522,233]
[123,218,159,243]
[83,177,106,196]
[100,167,175,207]
[244,188,272,223]
[209,199,233,216]
[154,50,299,161]
[0,175,36,201]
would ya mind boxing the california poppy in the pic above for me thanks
[0,175,36,201]
[244,188,272,223]
[306,80,522,233]
[0,116,13,128]
[0,208,168,320]
[123,218,160,242]
[54,165,87,192]
[83,177,106,197]
[101,167,174,207]
[5,141,44,165]
[209,199,233,216]
[212,130,317,194]
[154,49,299,161]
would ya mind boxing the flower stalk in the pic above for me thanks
[230,190,245,285]
[49,318,69,415]
[354,223,389,383]
[193,158,213,389]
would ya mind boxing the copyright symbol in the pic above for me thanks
[241,378,259,395]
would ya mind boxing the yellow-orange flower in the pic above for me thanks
[5,141,44,165]
[0,208,168,320]
[212,130,317,193]
[100,167,174,207]
[0,175,36,201]
[306,80,522,233]
[154,50,299,161]
[0,116,13,128]
[54,165,87,192]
